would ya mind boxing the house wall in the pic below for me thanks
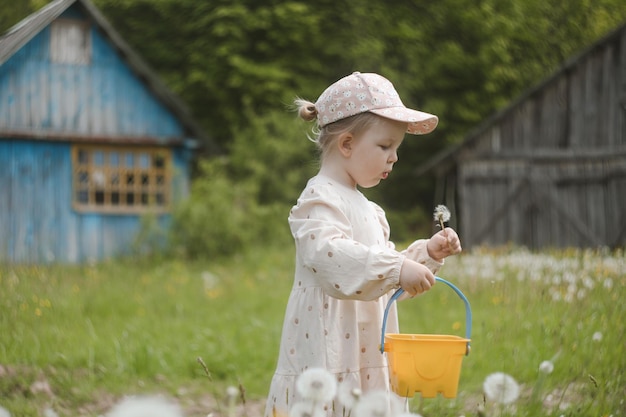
[452,26,626,249]
[0,5,196,263]
[0,7,184,140]
[0,139,190,263]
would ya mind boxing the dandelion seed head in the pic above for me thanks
[433,205,451,223]
[296,368,337,403]
[352,390,399,417]
[289,401,326,417]
[592,331,603,342]
[0,405,11,417]
[226,386,239,398]
[483,372,520,405]
[336,382,362,411]
[106,395,183,417]
[539,360,554,374]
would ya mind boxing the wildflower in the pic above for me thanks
[43,409,59,417]
[289,401,325,417]
[352,390,402,417]
[592,331,603,342]
[336,382,362,411]
[226,386,240,417]
[433,204,451,231]
[106,395,183,417]
[539,360,554,374]
[483,372,520,405]
[296,368,337,403]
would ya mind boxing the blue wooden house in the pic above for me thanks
[0,0,212,264]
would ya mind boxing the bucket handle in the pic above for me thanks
[380,276,472,355]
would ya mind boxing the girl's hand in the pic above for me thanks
[399,259,436,297]
[427,227,462,261]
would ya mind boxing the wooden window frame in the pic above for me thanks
[72,145,172,214]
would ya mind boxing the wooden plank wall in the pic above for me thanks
[456,27,626,249]
[0,139,188,264]
[0,13,184,140]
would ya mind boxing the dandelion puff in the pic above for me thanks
[106,395,183,417]
[289,400,325,417]
[43,408,59,417]
[296,368,337,403]
[592,331,602,342]
[0,405,11,417]
[539,360,554,374]
[433,204,451,230]
[483,372,520,405]
[336,382,362,411]
[352,390,394,417]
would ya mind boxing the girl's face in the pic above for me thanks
[345,118,407,189]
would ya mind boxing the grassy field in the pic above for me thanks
[1,245,624,416]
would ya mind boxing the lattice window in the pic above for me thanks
[72,146,172,213]
[50,19,91,65]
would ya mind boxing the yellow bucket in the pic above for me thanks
[380,277,472,398]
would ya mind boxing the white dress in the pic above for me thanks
[264,175,442,417]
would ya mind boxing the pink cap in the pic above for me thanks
[315,72,438,135]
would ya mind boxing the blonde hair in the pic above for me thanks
[294,98,385,160]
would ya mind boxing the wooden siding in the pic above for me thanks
[0,9,185,142]
[0,139,190,263]
[427,24,626,250]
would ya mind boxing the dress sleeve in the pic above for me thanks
[371,201,444,274]
[289,184,404,301]
[402,239,444,274]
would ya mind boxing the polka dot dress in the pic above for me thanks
[264,175,443,417]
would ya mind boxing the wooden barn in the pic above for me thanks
[0,0,212,264]
[419,23,626,250]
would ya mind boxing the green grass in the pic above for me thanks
[1,246,624,416]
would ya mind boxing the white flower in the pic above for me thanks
[43,409,59,417]
[433,205,451,224]
[336,382,362,411]
[226,386,239,398]
[296,368,337,403]
[106,395,183,417]
[0,405,11,417]
[483,372,520,405]
[352,390,401,417]
[289,401,325,417]
[592,331,603,342]
[539,360,554,374]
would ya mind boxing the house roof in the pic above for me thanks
[416,21,626,177]
[0,0,218,152]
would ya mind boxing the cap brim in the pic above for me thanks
[369,107,439,135]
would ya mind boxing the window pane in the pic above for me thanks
[94,151,104,166]
[78,150,88,164]
[77,190,88,203]
[124,153,134,167]
[154,154,165,168]
[109,152,120,167]
[78,171,89,184]
[139,153,150,168]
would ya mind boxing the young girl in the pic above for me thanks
[264,72,462,416]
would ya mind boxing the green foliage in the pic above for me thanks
[169,157,269,258]
[169,109,318,259]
